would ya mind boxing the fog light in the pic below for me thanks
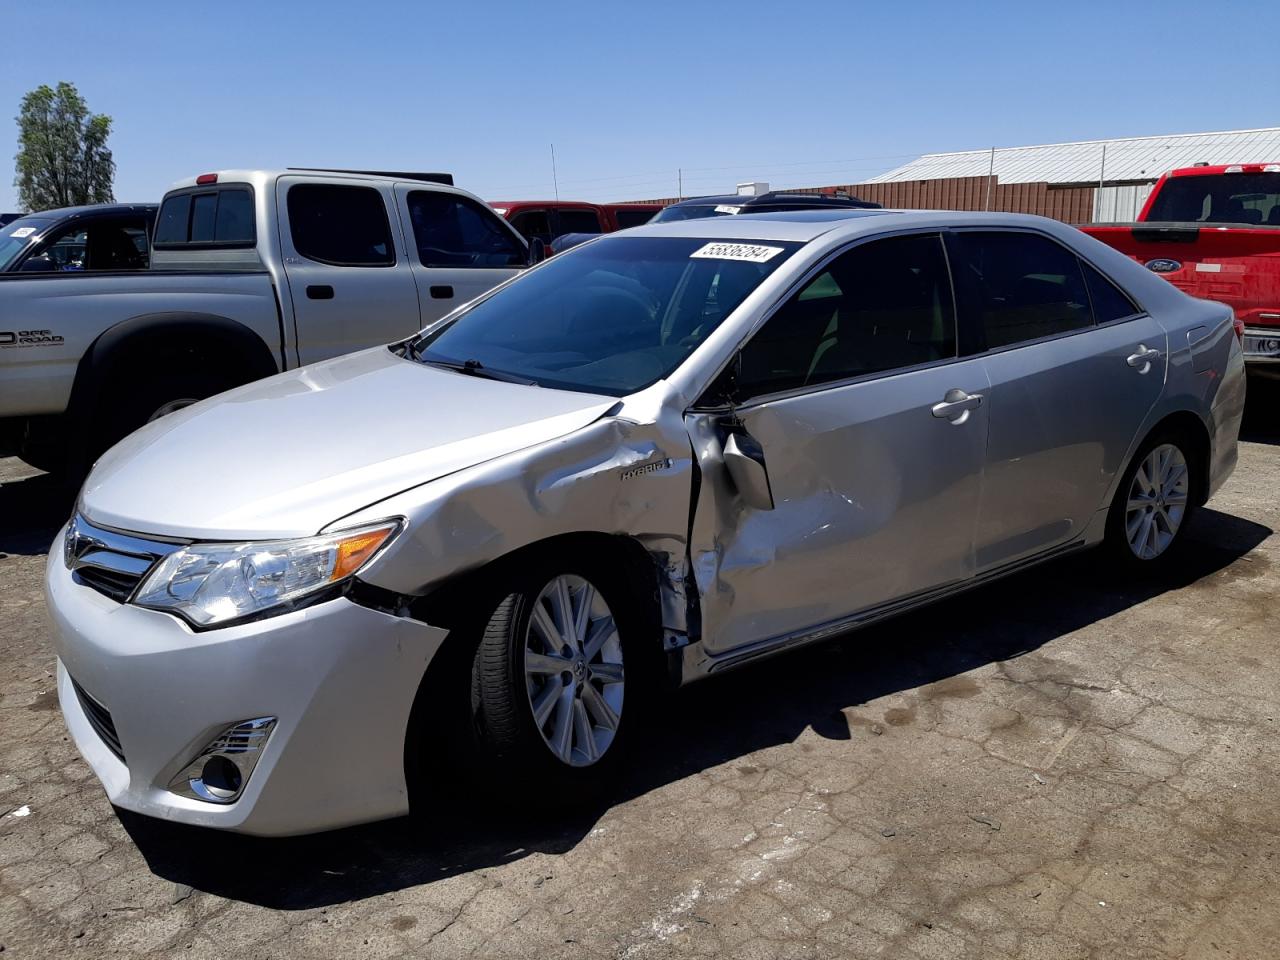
[199,756,243,801]
[168,717,276,805]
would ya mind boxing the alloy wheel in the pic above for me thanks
[1125,443,1190,560]
[523,574,624,767]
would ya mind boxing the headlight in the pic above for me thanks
[134,521,401,627]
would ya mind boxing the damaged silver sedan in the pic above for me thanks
[47,209,1244,834]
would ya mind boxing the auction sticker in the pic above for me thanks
[713,205,743,215]
[10,227,35,238]
[690,242,784,263]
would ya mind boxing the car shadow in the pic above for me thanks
[119,505,1272,910]
[0,469,76,556]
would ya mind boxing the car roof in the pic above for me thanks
[13,202,157,221]
[665,192,878,209]
[620,208,1075,243]
[489,200,602,210]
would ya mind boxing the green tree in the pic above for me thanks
[13,82,115,211]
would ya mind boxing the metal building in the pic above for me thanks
[633,127,1280,224]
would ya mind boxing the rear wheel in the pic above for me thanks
[1105,430,1199,570]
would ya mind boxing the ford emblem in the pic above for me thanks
[1145,258,1182,274]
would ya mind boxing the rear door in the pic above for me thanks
[948,229,1168,571]
[277,177,422,365]
[394,186,527,324]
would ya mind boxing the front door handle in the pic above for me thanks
[931,388,983,424]
[1127,344,1162,372]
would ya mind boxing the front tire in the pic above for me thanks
[467,561,653,797]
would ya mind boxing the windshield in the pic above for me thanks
[0,217,53,271]
[650,204,737,223]
[412,235,801,396]
[1145,173,1280,226]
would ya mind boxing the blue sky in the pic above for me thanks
[3,0,1277,211]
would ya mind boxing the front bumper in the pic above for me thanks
[46,535,447,836]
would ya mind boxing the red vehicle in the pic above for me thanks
[1080,163,1280,373]
[489,200,662,248]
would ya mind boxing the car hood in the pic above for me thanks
[81,347,618,540]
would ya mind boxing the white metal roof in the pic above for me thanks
[868,127,1280,186]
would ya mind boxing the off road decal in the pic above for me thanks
[0,330,65,347]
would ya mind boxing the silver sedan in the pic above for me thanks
[48,210,1244,834]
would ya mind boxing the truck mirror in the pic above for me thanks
[528,238,546,266]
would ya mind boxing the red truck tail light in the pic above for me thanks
[195,173,219,185]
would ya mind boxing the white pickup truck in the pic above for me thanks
[0,168,532,472]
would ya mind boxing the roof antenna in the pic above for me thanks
[551,143,560,201]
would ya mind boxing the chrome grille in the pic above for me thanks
[63,515,183,604]
[70,675,125,762]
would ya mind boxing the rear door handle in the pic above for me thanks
[429,285,454,299]
[306,284,334,300]
[931,388,983,423]
[1127,344,1161,371]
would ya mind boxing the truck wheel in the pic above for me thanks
[88,371,235,464]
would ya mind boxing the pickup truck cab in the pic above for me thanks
[0,169,530,472]
[0,203,156,273]
[1080,164,1280,372]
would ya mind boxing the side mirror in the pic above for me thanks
[723,431,774,511]
[19,256,56,273]
[527,238,546,266]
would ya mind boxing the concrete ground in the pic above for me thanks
[2,391,1279,959]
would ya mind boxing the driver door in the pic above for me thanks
[686,232,989,663]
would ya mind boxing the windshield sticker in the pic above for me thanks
[690,242,784,264]
[10,227,36,238]
[713,205,742,215]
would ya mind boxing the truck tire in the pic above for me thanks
[87,370,236,466]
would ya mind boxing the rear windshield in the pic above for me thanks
[412,235,801,396]
[154,186,255,247]
[1145,172,1280,226]
[650,204,735,223]
[0,217,53,270]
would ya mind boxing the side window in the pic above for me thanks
[82,218,151,270]
[153,187,255,247]
[509,210,552,246]
[555,209,603,236]
[287,184,394,267]
[1080,260,1140,323]
[405,191,526,268]
[28,227,87,271]
[738,233,956,398]
[950,231,1092,350]
[613,208,655,229]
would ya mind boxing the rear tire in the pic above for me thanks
[1104,428,1200,572]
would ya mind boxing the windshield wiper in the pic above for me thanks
[417,351,538,386]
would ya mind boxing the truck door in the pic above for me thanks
[394,186,528,327]
[277,176,422,365]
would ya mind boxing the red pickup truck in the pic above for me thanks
[1080,163,1280,374]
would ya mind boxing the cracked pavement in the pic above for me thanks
[2,396,1279,959]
